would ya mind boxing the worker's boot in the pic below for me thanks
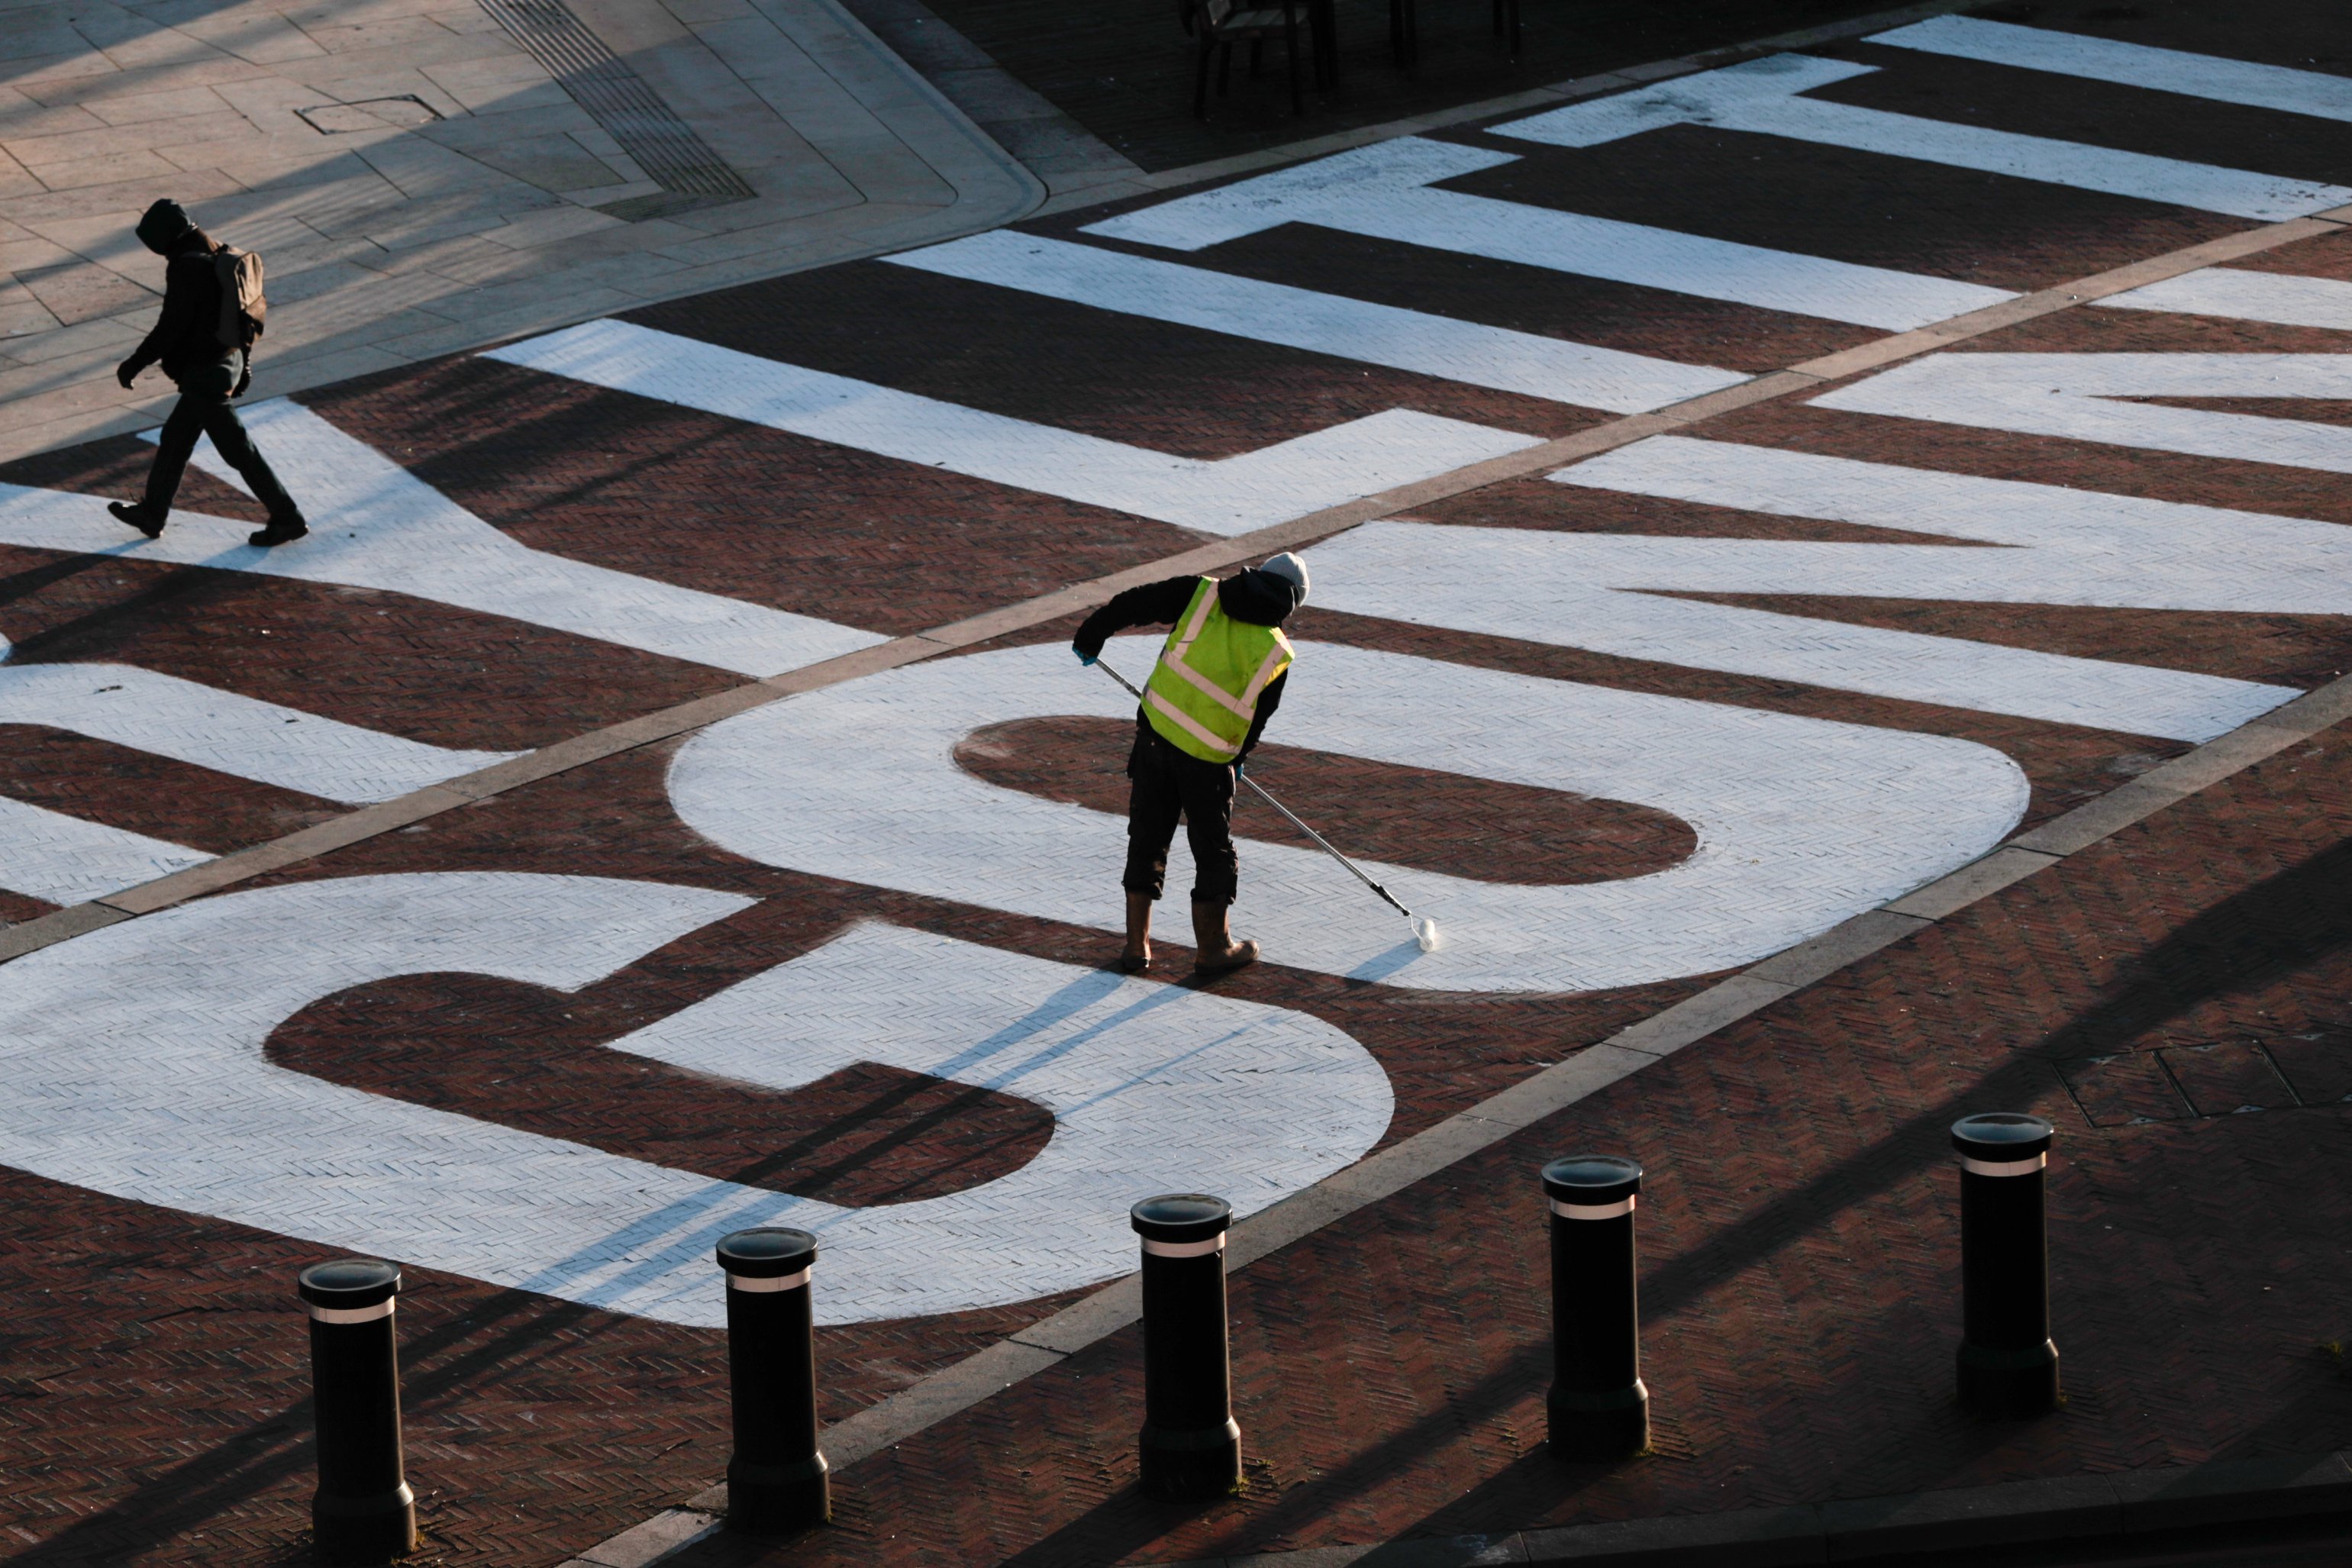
[1190,900,1260,977]
[1121,892,1153,973]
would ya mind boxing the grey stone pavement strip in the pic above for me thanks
[0,0,1041,463]
[1110,1450,2352,1567]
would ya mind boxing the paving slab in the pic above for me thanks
[0,0,1038,463]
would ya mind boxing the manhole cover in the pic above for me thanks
[298,95,444,134]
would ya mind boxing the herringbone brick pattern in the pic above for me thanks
[0,1166,1073,1566]
[4,5,2351,1558]
[670,717,2352,1568]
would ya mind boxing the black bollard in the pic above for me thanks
[1543,1155,1649,1462]
[1132,1194,1241,1501]
[717,1228,830,1532]
[1953,1113,2060,1418]
[298,1258,415,1563]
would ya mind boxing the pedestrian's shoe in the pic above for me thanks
[248,517,308,547]
[108,500,164,538]
[1189,899,1260,978]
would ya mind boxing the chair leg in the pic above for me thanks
[1195,34,1213,117]
[1286,9,1301,111]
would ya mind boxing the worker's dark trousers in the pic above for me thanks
[1123,723,1239,904]
[143,350,302,525]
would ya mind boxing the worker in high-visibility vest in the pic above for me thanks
[1073,553,1308,977]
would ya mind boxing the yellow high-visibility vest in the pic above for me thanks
[1142,578,1293,763]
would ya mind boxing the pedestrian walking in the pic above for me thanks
[1072,552,1308,977]
[110,199,307,546]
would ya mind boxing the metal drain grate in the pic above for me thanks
[476,0,755,206]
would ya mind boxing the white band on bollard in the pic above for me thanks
[1141,1234,1227,1258]
[728,1268,811,1292]
[1961,1153,2047,1178]
[1550,1195,1636,1220]
[305,1299,395,1324]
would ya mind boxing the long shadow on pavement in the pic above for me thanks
[976,831,2352,1563]
[11,1285,605,1566]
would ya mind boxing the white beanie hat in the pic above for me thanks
[1257,550,1309,608]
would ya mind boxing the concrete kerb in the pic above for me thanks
[1127,1450,2352,1568]
[794,0,1046,217]
[1023,0,1992,219]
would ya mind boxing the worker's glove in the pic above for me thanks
[1234,760,1247,777]
[1072,644,1098,666]
[115,360,138,391]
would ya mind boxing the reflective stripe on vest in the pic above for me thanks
[1143,579,1293,763]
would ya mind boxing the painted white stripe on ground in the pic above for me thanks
[95,401,882,678]
[1873,15,2352,124]
[0,876,1388,1325]
[885,231,1747,413]
[1493,53,2352,221]
[1082,137,2010,331]
[666,637,2027,994]
[2097,267,2352,331]
[1315,434,2352,738]
[489,319,1538,537]
[606,921,1389,1322]
[1307,520,2292,741]
[1810,352,2352,472]
[0,794,207,907]
[0,661,518,803]
[1557,436,2352,608]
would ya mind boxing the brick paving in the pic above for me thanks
[2,3,2351,1563]
[669,713,2352,1568]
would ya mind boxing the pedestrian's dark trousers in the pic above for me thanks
[1123,721,1239,904]
[143,350,301,524]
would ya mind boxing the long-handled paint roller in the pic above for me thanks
[1093,659,1441,953]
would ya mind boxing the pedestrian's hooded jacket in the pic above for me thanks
[120,199,237,386]
[1072,566,1299,764]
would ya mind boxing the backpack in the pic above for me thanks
[212,245,266,350]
